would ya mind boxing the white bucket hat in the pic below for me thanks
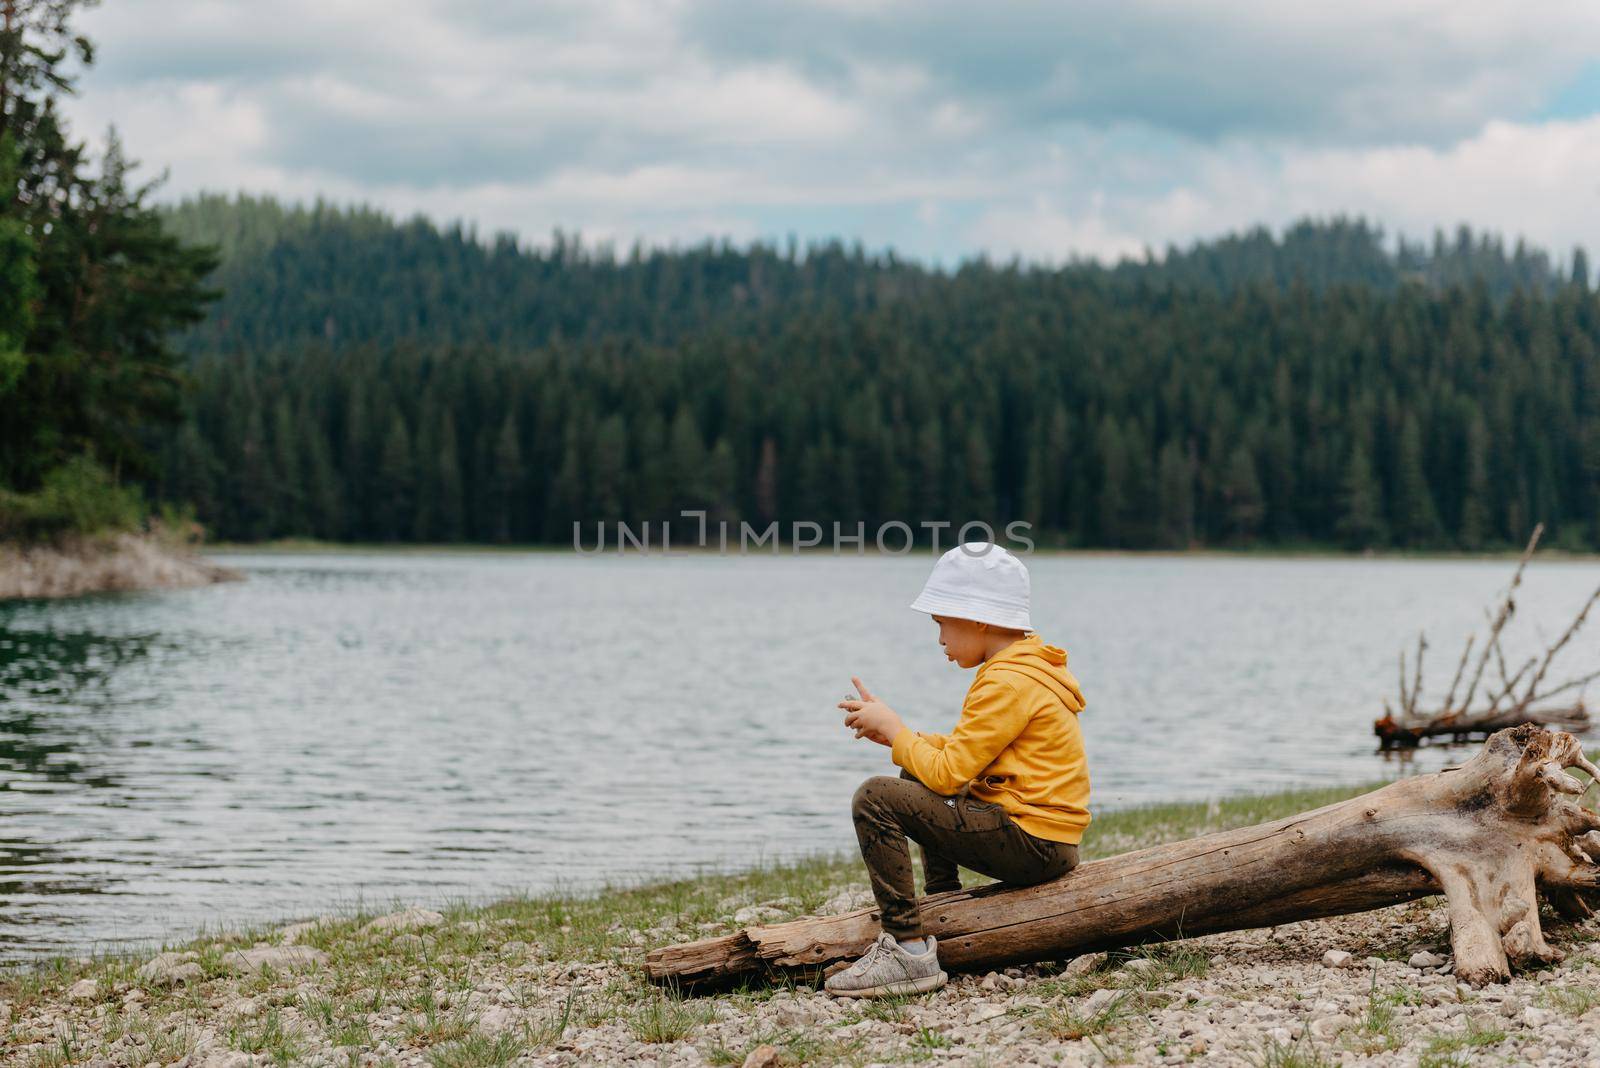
[910,543,1032,631]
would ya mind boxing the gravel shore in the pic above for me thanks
[4,884,1599,1068]
[0,532,238,600]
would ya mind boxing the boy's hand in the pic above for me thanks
[839,676,906,748]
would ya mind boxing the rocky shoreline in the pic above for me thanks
[5,785,1596,1066]
[4,885,1599,1067]
[0,532,239,601]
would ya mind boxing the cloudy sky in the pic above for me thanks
[62,0,1600,265]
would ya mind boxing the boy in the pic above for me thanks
[829,542,1089,998]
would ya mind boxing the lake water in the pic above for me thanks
[2,549,1598,963]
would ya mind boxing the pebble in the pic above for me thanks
[277,919,328,944]
[1081,988,1120,1016]
[741,1046,781,1068]
[363,906,445,933]
[1409,950,1448,969]
[1524,1005,1557,1027]
[220,944,329,974]
[198,1052,253,1068]
[220,996,259,1020]
[1321,949,1354,968]
[136,952,204,987]
[1059,951,1106,977]
[479,1006,515,1034]
[66,979,97,1002]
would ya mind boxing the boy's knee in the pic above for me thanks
[851,776,902,820]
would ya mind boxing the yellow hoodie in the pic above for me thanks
[890,635,1090,843]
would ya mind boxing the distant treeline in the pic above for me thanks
[164,194,1578,357]
[150,199,1600,550]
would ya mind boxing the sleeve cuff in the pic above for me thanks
[890,726,917,768]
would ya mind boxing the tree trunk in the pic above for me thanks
[1374,703,1589,748]
[646,726,1600,990]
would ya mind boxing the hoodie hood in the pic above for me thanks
[980,635,1085,713]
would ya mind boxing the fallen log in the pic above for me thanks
[1374,702,1590,748]
[647,725,1600,990]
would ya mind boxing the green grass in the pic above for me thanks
[425,1033,527,1068]
[1540,984,1600,1016]
[1422,1016,1507,1060]
[625,991,716,1043]
[1250,1029,1336,1068]
[1342,974,1423,1055]
[228,1008,308,1065]
[1033,992,1134,1040]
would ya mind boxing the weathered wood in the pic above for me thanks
[1381,523,1600,749]
[1373,703,1589,748]
[647,726,1600,989]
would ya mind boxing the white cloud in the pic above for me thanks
[49,0,1600,264]
[965,116,1600,265]
[968,194,1149,264]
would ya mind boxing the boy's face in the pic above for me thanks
[933,615,989,668]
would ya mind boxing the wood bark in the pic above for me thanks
[647,726,1600,990]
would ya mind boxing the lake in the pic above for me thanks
[2,549,1597,963]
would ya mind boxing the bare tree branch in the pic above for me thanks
[1460,523,1543,712]
[1443,633,1475,713]
[1376,524,1599,746]
[1409,633,1427,718]
[1485,657,1537,717]
[1529,671,1600,707]
[1517,585,1600,713]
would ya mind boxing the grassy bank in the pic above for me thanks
[0,782,1389,1067]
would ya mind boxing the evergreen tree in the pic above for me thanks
[1459,409,1490,550]
[270,397,304,536]
[1221,445,1265,543]
[1,1,214,523]
[706,437,738,524]
[433,410,464,542]
[1096,416,1130,546]
[753,436,779,524]
[1156,439,1194,547]
[491,412,524,543]
[962,425,996,524]
[590,413,628,521]
[665,405,707,514]
[1395,414,1442,546]
[303,413,341,539]
[1337,442,1387,548]
[376,410,413,542]
[0,132,31,398]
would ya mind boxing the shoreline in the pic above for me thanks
[8,780,1600,1066]
[204,539,1600,564]
[0,532,241,602]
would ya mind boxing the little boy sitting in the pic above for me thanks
[829,543,1089,998]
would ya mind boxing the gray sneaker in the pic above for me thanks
[824,933,948,998]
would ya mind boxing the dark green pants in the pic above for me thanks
[851,771,1080,940]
